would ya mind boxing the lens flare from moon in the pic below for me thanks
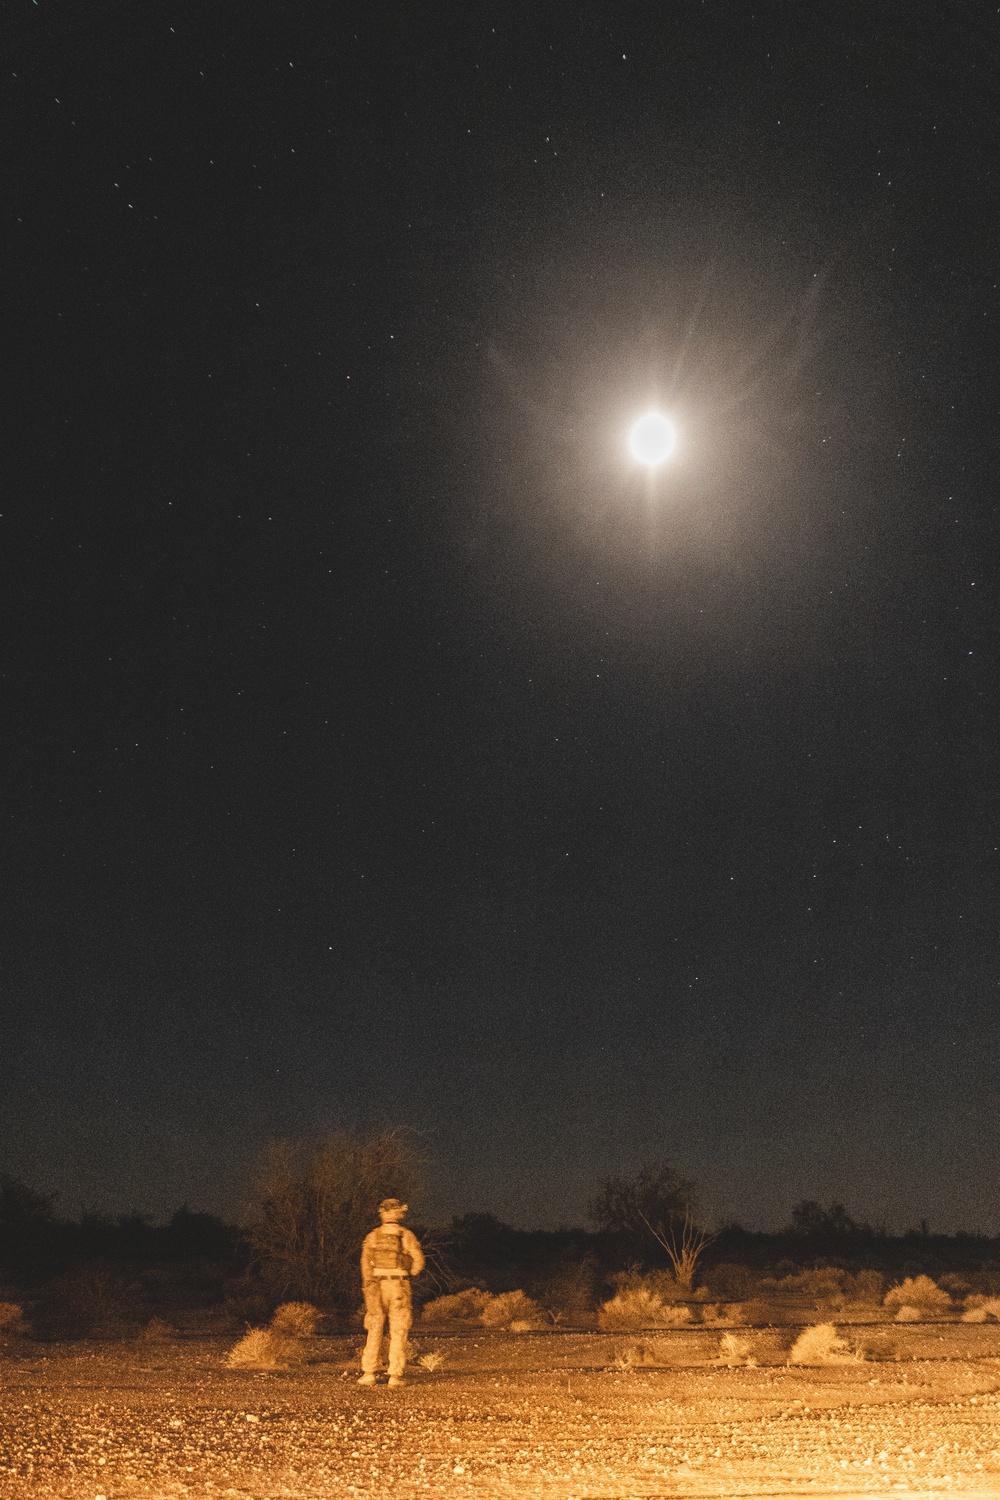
[628,410,677,467]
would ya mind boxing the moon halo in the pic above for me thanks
[628,410,677,467]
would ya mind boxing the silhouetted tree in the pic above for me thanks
[589,1163,697,1240]
[0,1172,58,1276]
[246,1131,421,1312]
[789,1200,862,1237]
[164,1207,239,1261]
[589,1163,713,1290]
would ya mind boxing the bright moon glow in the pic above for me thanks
[628,410,677,467]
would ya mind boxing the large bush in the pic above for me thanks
[480,1290,544,1329]
[589,1164,696,1238]
[34,1264,145,1338]
[883,1275,951,1318]
[589,1165,712,1290]
[531,1254,600,1320]
[598,1274,694,1330]
[420,1288,493,1324]
[246,1130,421,1312]
[962,1296,1000,1323]
[702,1262,765,1301]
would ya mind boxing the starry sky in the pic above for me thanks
[4,1,998,1233]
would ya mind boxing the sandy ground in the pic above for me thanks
[3,1325,1000,1498]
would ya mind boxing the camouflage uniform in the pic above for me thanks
[359,1200,425,1383]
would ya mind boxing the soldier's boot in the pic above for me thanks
[388,1376,404,1387]
[357,1372,377,1386]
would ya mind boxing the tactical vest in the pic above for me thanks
[370,1224,408,1275]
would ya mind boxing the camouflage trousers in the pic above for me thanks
[361,1276,412,1378]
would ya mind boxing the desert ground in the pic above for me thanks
[3,1324,1000,1499]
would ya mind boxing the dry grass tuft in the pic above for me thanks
[787,1322,857,1365]
[270,1301,321,1338]
[417,1349,445,1371]
[610,1337,680,1370]
[225,1327,302,1369]
[717,1331,755,1366]
[137,1317,175,1343]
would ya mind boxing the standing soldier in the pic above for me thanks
[358,1197,425,1386]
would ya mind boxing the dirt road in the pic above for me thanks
[3,1329,1000,1497]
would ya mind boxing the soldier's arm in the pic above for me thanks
[403,1228,425,1276]
[360,1231,376,1284]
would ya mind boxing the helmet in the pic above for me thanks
[379,1197,407,1215]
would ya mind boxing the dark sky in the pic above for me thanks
[3,1,998,1233]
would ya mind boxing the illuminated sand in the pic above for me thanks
[3,1326,1000,1497]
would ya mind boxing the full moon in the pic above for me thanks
[628,410,677,467]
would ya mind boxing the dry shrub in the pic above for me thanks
[137,1316,174,1343]
[611,1337,679,1369]
[270,1301,320,1337]
[717,1331,755,1365]
[0,1301,27,1337]
[883,1275,951,1316]
[608,1266,687,1302]
[248,1130,421,1311]
[222,1277,274,1329]
[698,1303,725,1325]
[730,1298,802,1327]
[965,1271,1000,1297]
[660,1302,694,1326]
[480,1290,544,1329]
[532,1254,600,1320]
[787,1322,856,1365]
[226,1327,301,1369]
[702,1263,765,1301]
[38,1266,144,1339]
[417,1349,445,1371]
[851,1329,899,1361]
[962,1296,1000,1323]
[598,1286,693,1330]
[773,1266,884,1313]
[769,1267,848,1300]
[611,1341,648,1370]
[420,1288,492,1323]
[843,1269,884,1306]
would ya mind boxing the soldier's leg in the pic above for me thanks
[360,1280,388,1375]
[385,1279,413,1380]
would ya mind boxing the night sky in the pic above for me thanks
[4,2,998,1234]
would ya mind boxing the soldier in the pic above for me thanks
[358,1197,425,1386]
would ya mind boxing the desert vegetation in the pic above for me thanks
[245,1130,422,1312]
[226,1300,323,1369]
[3,1155,1000,1345]
[5,1157,1000,1496]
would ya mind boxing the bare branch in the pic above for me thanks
[638,1209,717,1292]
